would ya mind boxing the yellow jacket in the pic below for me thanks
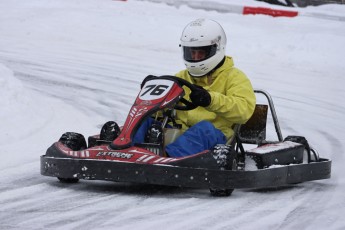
[175,56,256,139]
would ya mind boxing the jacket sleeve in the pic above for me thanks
[206,69,256,124]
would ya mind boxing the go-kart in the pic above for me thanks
[40,75,331,196]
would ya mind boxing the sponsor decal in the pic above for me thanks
[96,151,133,159]
[140,100,152,106]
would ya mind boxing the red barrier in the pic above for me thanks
[243,6,298,17]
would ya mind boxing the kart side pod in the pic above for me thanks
[246,141,304,169]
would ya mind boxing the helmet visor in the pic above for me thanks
[183,45,218,63]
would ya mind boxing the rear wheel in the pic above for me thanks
[284,136,312,163]
[209,187,233,196]
[210,144,237,197]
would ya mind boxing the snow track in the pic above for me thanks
[0,0,344,229]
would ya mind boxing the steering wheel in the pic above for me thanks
[153,75,198,111]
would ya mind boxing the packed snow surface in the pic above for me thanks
[0,0,344,229]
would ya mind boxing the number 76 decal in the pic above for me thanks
[139,79,174,100]
[141,84,169,96]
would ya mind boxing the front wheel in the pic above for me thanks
[59,132,87,151]
[57,132,85,183]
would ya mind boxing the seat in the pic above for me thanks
[229,89,284,149]
[238,104,268,144]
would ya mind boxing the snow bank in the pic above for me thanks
[0,64,34,144]
[0,64,27,108]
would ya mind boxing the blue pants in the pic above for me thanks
[133,118,227,158]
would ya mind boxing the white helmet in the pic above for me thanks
[180,19,227,77]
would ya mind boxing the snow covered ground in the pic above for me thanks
[0,0,344,229]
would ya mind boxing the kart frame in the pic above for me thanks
[41,76,331,193]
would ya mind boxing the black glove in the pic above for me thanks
[189,85,211,107]
[141,75,157,88]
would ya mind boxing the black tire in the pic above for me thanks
[284,136,312,163]
[57,132,85,183]
[100,121,120,141]
[210,188,233,197]
[210,144,238,197]
[58,177,79,183]
[59,132,87,151]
